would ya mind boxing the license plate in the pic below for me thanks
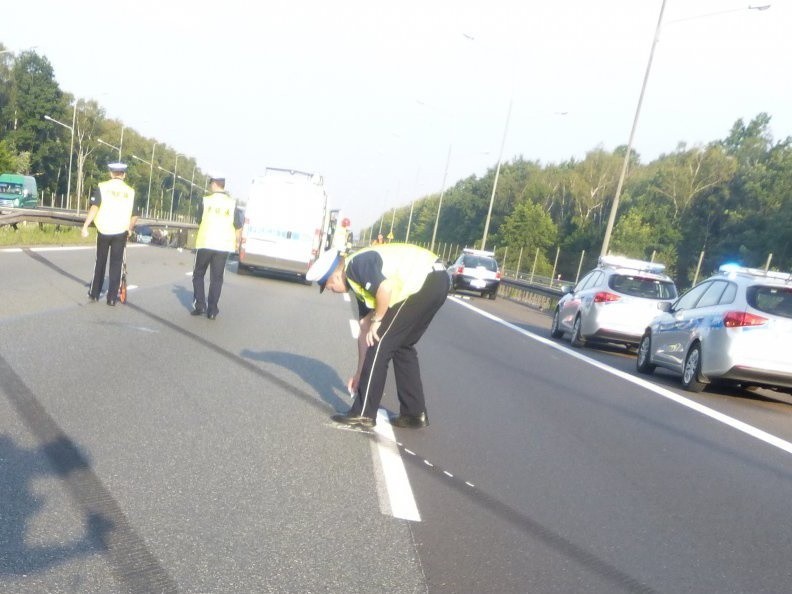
[471,279,486,288]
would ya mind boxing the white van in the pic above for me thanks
[238,168,329,279]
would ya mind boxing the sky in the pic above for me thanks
[4,0,791,230]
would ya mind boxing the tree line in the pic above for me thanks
[368,116,791,288]
[0,46,206,220]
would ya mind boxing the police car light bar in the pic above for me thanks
[598,255,666,274]
[463,247,495,257]
[718,263,792,282]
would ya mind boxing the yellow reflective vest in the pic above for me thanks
[94,179,135,235]
[346,243,439,309]
[195,192,237,252]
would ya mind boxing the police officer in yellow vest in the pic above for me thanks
[82,162,138,305]
[306,243,450,428]
[191,172,243,320]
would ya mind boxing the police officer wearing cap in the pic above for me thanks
[191,172,243,320]
[307,243,449,428]
[82,162,138,305]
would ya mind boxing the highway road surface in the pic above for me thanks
[2,244,792,593]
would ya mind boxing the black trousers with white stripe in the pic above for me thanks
[89,231,127,301]
[350,270,450,419]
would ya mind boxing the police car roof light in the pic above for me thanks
[463,247,495,257]
[598,255,666,274]
[717,264,792,283]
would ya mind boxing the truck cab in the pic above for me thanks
[0,173,38,208]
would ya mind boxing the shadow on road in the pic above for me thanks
[240,349,350,413]
[0,434,110,576]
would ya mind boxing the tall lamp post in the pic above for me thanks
[600,1,770,257]
[132,143,158,218]
[158,154,181,220]
[431,145,452,253]
[44,104,77,210]
[600,0,667,258]
[481,92,513,251]
[97,138,120,156]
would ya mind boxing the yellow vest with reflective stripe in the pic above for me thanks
[196,192,237,252]
[346,243,438,309]
[94,179,135,235]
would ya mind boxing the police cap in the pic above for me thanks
[306,249,342,293]
[108,162,128,172]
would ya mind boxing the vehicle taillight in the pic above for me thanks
[723,311,767,327]
[496,270,501,279]
[594,291,621,303]
[456,266,464,274]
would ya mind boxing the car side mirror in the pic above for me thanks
[560,284,574,294]
[657,301,673,313]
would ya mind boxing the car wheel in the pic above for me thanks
[488,290,496,300]
[636,334,656,374]
[237,264,249,275]
[682,343,707,392]
[570,316,586,348]
[550,309,564,339]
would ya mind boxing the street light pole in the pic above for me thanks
[601,0,667,258]
[146,143,157,218]
[481,92,513,251]
[170,154,179,220]
[431,144,452,253]
[43,102,77,210]
[600,2,770,257]
[132,145,158,218]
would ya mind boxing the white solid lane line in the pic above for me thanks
[450,296,792,456]
[372,409,421,521]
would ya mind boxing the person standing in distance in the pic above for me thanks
[82,162,138,306]
[306,243,449,428]
[191,172,243,320]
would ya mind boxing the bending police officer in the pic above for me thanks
[82,162,138,305]
[191,172,243,320]
[306,243,449,428]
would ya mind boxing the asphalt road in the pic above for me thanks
[2,244,792,593]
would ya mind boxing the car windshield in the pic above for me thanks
[0,182,23,195]
[609,274,677,300]
[463,256,497,271]
[747,286,792,319]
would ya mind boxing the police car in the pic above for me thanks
[447,248,501,299]
[637,264,792,393]
[550,255,678,349]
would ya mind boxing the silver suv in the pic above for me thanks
[637,265,792,393]
[551,256,678,349]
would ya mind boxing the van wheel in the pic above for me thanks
[570,316,586,348]
[550,309,564,339]
[682,344,707,392]
[636,334,656,374]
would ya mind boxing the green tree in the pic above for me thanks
[2,51,65,187]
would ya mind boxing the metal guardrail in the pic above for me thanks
[499,275,564,313]
[0,206,197,231]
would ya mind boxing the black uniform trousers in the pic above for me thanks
[351,269,450,420]
[89,231,127,302]
[192,248,229,314]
